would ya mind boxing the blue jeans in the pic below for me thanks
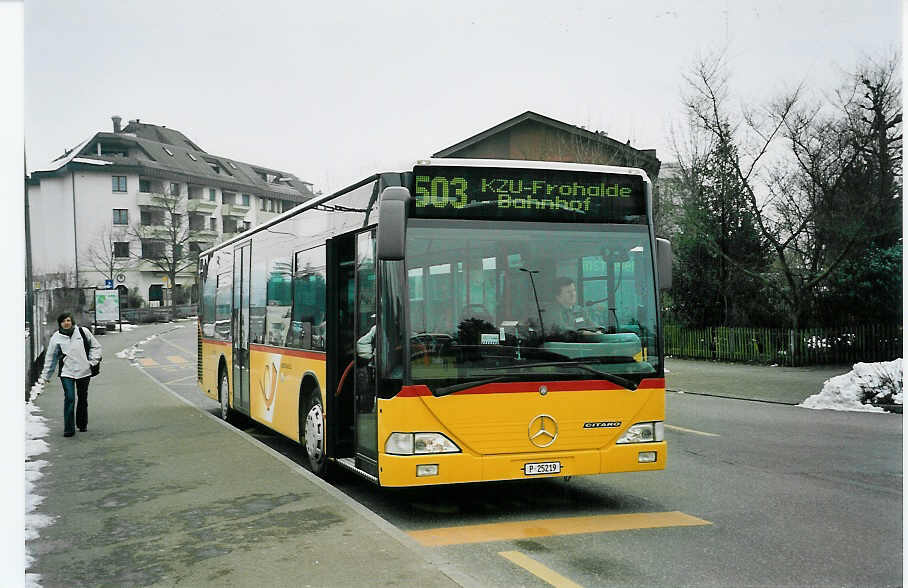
[60,377,90,434]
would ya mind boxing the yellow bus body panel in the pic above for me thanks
[200,339,231,403]
[377,382,665,487]
[247,346,326,442]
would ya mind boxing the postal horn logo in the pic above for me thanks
[528,414,558,448]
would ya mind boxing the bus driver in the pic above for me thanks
[547,277,599,336]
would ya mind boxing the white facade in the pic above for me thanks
[27,120,313,307]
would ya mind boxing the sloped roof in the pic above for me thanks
[30,121,314,200]
[433,110,660,168]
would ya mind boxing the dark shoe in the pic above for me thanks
[63,432,75,437]
[78,428,86,432]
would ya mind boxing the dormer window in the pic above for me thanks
[163,146,174,156]
[187,152,197,161]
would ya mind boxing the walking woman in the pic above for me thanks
[38,312,103,437]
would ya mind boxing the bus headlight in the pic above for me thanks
[616,422,664,444]
[385,432,461,455]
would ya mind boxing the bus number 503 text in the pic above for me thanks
[415,176,468,209]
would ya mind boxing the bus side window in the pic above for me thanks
[289,246,327,350]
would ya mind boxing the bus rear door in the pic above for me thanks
[232,241,251,414]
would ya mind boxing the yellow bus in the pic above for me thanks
[198,158,671,486]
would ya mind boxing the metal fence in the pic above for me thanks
[663,324,903,366]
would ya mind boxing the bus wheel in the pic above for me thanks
[303,393,327,476]
[219,370,232,422]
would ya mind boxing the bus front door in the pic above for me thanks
[232,241,251,414]
[353,230,378,475]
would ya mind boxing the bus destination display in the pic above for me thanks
[409,165,647,223]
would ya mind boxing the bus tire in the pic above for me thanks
[218,367,234,423]
[302,392,327,476]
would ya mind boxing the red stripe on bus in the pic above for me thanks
[397,378,665,397]
[249,344,327,360]
[201,338,231,347]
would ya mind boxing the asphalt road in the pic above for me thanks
[135,322,902,587]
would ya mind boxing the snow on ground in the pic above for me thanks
[800,359,903,412]
[114,332,162,360]
[26,320,189,583]
[26,386,52,587]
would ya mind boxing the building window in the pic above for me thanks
[242,221,251,232]
[163,146,174,156]
[269,199,275,212]
[173,244,183,259]
[187,152,197,161]
[139,179,152,193]
[170,182,181,196]
[222,191,235,205]
[189,214,205,230]
[210,217,217,231]
[113,209,129,225]
[259,196,266,211]
[112,176,127,192]
[242,193,250,206]
[141,240,165,259]
[171,213,182,227]
[113,242,130,258]
[223,218,238,234]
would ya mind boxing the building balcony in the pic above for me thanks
[186,199,218,214]
[135,259,196,275]
[136,225,172,239]
[222,203,251,217]
[136,192,170,208]
[189,228,218,239]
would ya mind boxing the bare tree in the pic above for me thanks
[85,224,136,286]
[126,184,206,315]
[676,53,899,328]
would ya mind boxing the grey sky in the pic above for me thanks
[25,0,901,193]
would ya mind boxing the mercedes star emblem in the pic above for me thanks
[528,414,558,448]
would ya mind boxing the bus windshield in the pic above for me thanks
[405,219,661,394]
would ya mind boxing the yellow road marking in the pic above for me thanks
[167,355,187,364]
[499,551,583,588]
[408,511,711,546]
[138,358,159,367]
[665,424,720,437]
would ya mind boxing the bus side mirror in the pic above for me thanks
[656,238,672,290]
[376,187,410,261]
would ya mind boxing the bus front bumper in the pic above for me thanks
[377,441,666,487]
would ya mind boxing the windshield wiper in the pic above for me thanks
[434,376,510,397]
[481,361,639,391]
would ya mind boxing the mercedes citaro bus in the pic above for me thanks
[198,158,671,486]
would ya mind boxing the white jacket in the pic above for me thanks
[41,326,102,380]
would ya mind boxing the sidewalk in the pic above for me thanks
[27,323,468,587]
[665,357,851,405]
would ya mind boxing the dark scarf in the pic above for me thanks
[59,326,75,337]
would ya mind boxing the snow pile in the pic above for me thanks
[116,333,158,360]
[26,397,53,586]
[800,359,903,412]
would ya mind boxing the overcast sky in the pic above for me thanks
[24,0,901,193]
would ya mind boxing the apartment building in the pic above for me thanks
[27,116,316,306]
